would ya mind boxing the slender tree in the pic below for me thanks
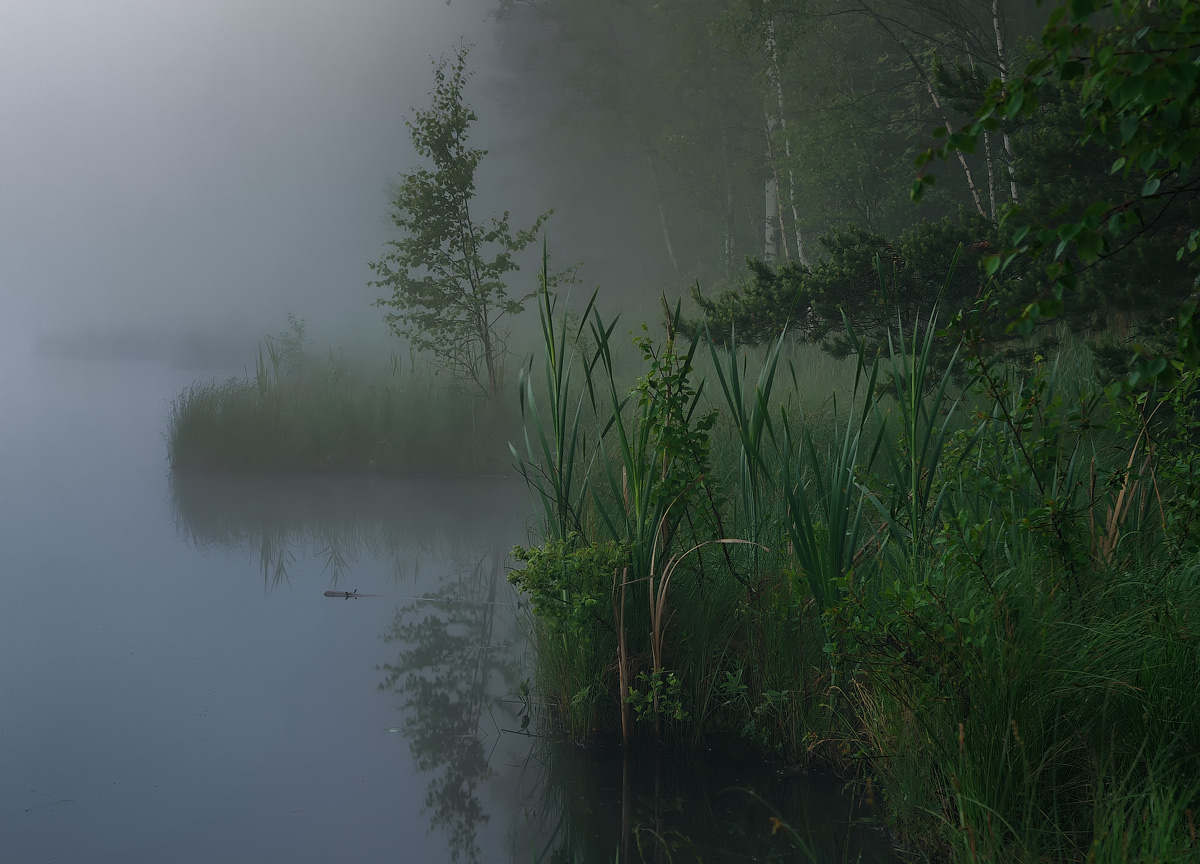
[371,46,551,401]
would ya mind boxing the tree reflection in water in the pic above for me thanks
[168,471,898,862]
[169,471,522,586]
[378,547,524,864]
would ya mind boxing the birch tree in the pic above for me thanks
[370,47,550,401]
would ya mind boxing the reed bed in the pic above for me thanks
[509,281,1200,863]
[167,340,520,474]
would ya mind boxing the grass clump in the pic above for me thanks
[167,319,519,474]
[508,279,1200,862]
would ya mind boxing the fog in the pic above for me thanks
[1,0,600,368]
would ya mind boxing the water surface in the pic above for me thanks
[0,355,899,862]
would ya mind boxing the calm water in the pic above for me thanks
[0,354,900,863]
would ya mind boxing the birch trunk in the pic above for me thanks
[984,130,997,219]
[766,17,807,264]
[992,0,1020,204]
[764,171,779,260]
[968,47,998,219]
[645,150,681,277]
[861,2,987,217]
[764,113,785,260]
[717,73,737,275]
[922,80,986,217]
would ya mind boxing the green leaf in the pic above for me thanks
[1120,116,1140,144]
[1143,176,1162,196]
[1068,0,1097,21]
[1076,229,1104,263]
[1176,135,1200,170]
[1007,87,1026,117]
[1061,60,1086,81]
[1057,223,1083,242]
[1081,201,1110,227]
[1017,306,1038,337]
[948,131,978,155]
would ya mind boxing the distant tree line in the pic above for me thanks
[494,0,1200,374]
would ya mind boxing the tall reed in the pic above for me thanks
[510,268,1199,861]
[169,335,516,474]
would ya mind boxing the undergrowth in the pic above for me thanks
[509,278,1200,863]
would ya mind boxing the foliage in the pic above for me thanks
[509,536,627,643]
[370,46,551,400]
[916,0,1200,376]
[514,267,602,542]
[626,669,691,724]
[511,275,1200,860]
[1010,83,1197,348]
[502,5,1200,857]
[631,311,719,526]
[686,215,1025,362]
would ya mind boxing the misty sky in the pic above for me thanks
[0,0,553,364]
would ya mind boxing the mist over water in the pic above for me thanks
[0,353,530,861]
[2,0,555,360]
[1,3,901,861]
[0,357,896,862]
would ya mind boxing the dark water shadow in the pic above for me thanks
[168,470,901,863]
[510,744,902,864]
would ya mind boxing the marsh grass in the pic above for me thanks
[168,339,520,474]
[510,281,1200,862]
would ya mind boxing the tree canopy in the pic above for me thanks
[917,0,1200,377]
[371,46,551,400]
[498,0,1199,374]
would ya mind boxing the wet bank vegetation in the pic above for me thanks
[167,315,520,474]
[511,284,1200,863]
[496,1,1200,860]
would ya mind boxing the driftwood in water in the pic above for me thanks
[322,589,519,607]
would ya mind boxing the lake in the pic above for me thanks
[0,354,900,862]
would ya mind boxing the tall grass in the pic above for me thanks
[510,276,1200,862]
[168,335,519,474]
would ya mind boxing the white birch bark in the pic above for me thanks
[646,151,681,276]
[860,1,986,216]
[766,17,807,264]
[968,46,998,219]
[992,0,1020,204]
[923,79,987,217]
[984,130,997,219]
[764,113,788,260]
